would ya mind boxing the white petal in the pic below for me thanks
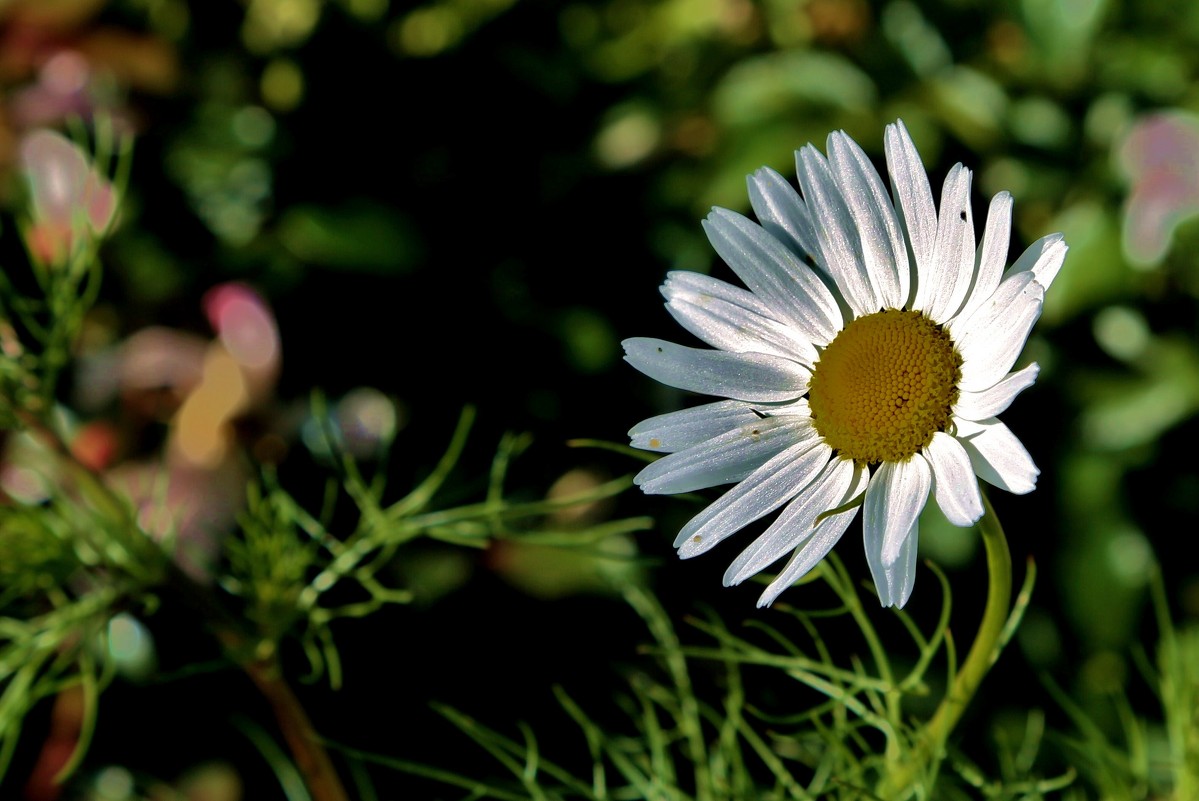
[956,191,1012,322]
[662,270,776,318]
[663,271,776,318]
[629,399,764,453]
[622,338,809,402]
[666,299,816,365]
[702,209,843,344]
[863,456,931,566]
[795,144,879,316]
[952,362,1039,421]
[673,440,833,554]
[827,131,910,309]
[723,456,857,585]
[867,518,921,608]
[747,167,821,263]
[922,431,984,526]
[952,273,1044,392]
[663,272,817,364]
[1004,232,1069,292]
[918,164,976,322]
[953,417,1039,495]
[885,120,937,298]
[755,461,870,606]
[634,416,816,494]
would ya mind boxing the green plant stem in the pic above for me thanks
[879,491,1013,798]
[244,652,350,801]
[160,562,353,801]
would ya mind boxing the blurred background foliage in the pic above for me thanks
[2,0,1199,797]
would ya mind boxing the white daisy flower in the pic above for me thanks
[623,120,1067,609]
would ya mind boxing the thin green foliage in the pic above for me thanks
[1150,569,1199,798]
[0,583,120,782]
[1046,566,1199,800]
[947,709,1076,800]
[362,552,1067,800]
[219,397,650,690]
[234,714,315,801]
[0,476,164,785]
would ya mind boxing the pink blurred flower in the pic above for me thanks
[1118,110,1199,267]
[61,282,285,580]
[203,282,282,406]
[18,127,116,265]
[107,456,250,584]
[8,50,94,129]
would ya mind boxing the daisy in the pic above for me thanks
[623,120,1067,608]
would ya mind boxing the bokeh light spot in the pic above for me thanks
[559,5,599,47]
[94,766,135,800]
[108,613,156,679]
[1106,528,1153,587]
[395,8,461,56]
[595,107,660,168]
[149,0,191,39]
[1092,306,1149,362]
[343,0,389,21]
[206,284,280,371]
[337,387,399,455]
[232,106,276,148]
[261,58,305,111]
[243,0,322,53]
[41,51,90,95]
[559,308,617,373]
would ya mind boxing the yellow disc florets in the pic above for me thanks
[808,309,961,464]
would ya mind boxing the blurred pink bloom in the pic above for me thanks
[203,282,282,405]
[18,127,116,265]
[1118,110,1199,266]
[117,327,209,401]
[126,284,283,577]
[62,283,284,579]
[107,456,250,583]
[72,326,208,416]
[8,50,95,128]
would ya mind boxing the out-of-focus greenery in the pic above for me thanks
[2,0,1199,798]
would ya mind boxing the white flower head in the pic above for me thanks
[624,120,1067,609]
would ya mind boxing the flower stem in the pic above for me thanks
[243,652,351,801]
[157,562,352,801]
[879,491,1013,798]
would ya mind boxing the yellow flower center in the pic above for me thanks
[808,309,961,464]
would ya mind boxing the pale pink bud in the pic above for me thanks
[18,128,117,264]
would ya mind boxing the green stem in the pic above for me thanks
[244,652,351,801]
[879,491,1013,798]
[158,563,354,801]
